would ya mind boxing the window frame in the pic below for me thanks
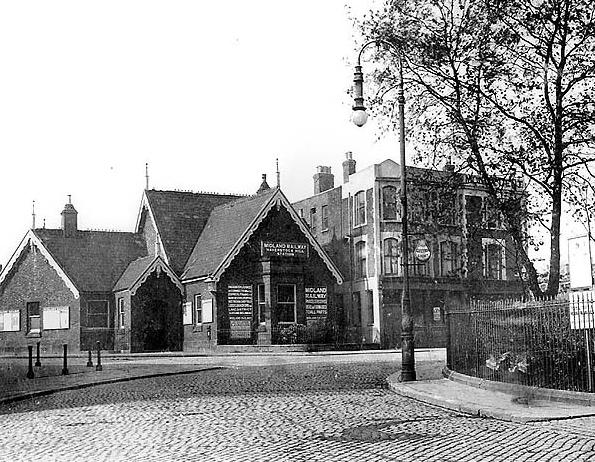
[194,293,202,325]
[27,301,41,334]
[276,284,297,324]
[483,238,506,280]
[382,185,399,221]
[439,240,459,277]
[309,207,317,233]
[117,298,125,329]
[383,238,401,275]
[355,241,367,279]
[87,300,110,329]
[257,283,266,324]
[321,204,329,231]
[353,190,366,227]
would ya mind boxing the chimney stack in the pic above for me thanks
[61,195,78,238]
[313,166,334,194]
[256,174,271,194]
[342,152,356,183]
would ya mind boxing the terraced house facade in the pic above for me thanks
[293,153,524,349]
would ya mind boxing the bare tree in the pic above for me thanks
[355,0,595,295]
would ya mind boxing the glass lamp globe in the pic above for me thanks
[352,109,368,127]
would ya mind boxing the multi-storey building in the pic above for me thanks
[293,153,524,348]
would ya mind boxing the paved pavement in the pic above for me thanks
[1,351,595,461]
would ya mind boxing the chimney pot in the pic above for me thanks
[313,166,334,194]
[61,197,78,238]
[342,152,356,183]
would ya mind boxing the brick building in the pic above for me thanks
[293,153,524,348]
[0,177,342,354]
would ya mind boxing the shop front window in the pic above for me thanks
[277,284,296,323]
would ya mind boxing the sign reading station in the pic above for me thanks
[228,285,253,338]
[261,241,309,258]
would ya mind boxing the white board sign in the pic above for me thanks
[568,235,593,289]
[182,302,193,325]
[42,306,69,330]
[202,299,213,323]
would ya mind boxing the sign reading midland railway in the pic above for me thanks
[261,241,308,258]
[305,287,328,323]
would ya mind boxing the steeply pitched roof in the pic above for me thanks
[113,255,182,294]
[143,190,243,274]
[34,229,147,292]
[182,188,343,284]
[113,255,155,292]
[182,188,277,280]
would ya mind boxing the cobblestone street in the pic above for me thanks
[1,361,594,461]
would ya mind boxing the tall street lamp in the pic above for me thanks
[352,40,416,381]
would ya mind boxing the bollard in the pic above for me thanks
[95,341,102,371]
[86,349,93,367]
[26,345,35,379]
[61,344,69,375]
[35,341,41,367]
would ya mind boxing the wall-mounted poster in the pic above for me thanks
[305,287,327,324]
[261,241,308,258]
[228,285,253,338]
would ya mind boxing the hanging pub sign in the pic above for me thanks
[261,241,308,259]
[228,285,253,338]
[305,286,328,323]
[414,240,431,262]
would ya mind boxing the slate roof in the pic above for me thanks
[113,255,156,292]
[144,190,243,275]
[33,229,147,292]
[182,188,277,280]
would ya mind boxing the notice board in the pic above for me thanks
[228,285,253,338]
[305,287,328,323]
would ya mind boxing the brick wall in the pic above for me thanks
[183,280,216,351]
[0,244,80,354]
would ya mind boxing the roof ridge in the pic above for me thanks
[209,189,274,212]
[147,188,248,197]
[35,228,137,235]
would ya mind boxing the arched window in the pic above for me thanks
[382,186,399,220]
[355,241,367,279]
[383,238,401,275]
[354,191,366,227]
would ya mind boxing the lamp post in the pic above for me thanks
[352,40,416,381]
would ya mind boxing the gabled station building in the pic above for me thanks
[0,177,342,354]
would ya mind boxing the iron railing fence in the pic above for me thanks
[446,292,595,392]
[216,325,378,348]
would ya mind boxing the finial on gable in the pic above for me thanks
[276,158,280,188]
[32,200,36,229]
[145,163,150,190]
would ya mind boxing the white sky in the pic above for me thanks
[0,1,581,271]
